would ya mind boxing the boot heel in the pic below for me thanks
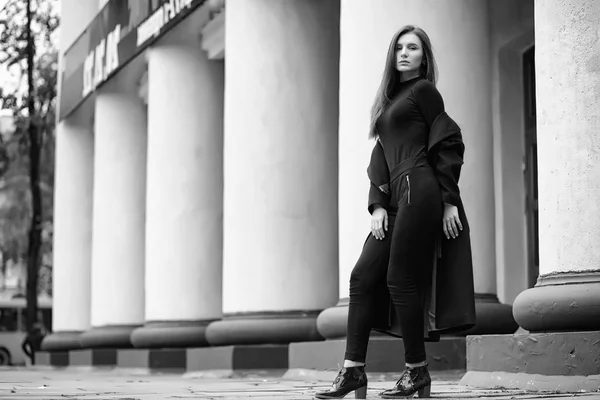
[355,385,367,399]
[418,384,431,398]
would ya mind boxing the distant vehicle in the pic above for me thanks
[0,297,52,365]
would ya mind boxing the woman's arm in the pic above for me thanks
[414,80,464,206]
[413,80,444,127]
[368,182,389,214]
[367,139,390,214]
[433,134,464,207]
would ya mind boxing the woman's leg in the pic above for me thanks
[386,172,442,364]
[315,228,394,399]
[344,225,394,363]
[386,233,435,364]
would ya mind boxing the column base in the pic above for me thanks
[316,294,518,340]
[513,271,600,332]
[316,298,348,339]
[130,320,214,348]
[40,331,83,351]
[78,325,138,349]
[205,311,324,346]
[461,330,600,392]
[462,293,518,335]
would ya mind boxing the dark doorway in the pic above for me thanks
[523,46,538,288]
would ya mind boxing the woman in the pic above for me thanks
[315,25,475,399]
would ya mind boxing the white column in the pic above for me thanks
[206,0,340,345]
[513,0,600,332]
[339,0,496,299]
[46,121,94,348]
[80,83,147,348]
[131,38,225,348]
[535,1,600,277]
[320,0,515,339]
[42,0,98,351]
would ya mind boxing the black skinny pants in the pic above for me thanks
[344,166,443,364]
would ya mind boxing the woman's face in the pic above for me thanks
[395,32,424,74]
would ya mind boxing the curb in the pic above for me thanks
[461,370,600,394]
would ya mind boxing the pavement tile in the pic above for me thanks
[0,367,599,400]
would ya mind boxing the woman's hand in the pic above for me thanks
[443,202,463,239]
[371,205,388,240]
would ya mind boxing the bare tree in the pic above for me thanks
[0,0,58,330]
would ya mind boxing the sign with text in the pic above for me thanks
[59,0,205,121]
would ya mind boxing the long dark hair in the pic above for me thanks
[369,25,438,139]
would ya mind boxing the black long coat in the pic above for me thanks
[366,111,476,340]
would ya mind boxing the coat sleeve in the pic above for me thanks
[367,139,391,214]
[431,131,465,207]
[414,81,464,207]
[368,183,389,214]
[413,80,444,128]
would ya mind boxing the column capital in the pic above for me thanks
[137,69,148,105]
[200,8,224,60]
[207,0,225,12]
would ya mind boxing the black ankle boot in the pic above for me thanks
[314,365,368,399]
[379,363,431,398]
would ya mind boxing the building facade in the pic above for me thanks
[43,0,600,389]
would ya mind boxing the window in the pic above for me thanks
[0,308,19,332]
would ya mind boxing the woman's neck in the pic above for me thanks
[393,73,421,93]
[400,71,420,82]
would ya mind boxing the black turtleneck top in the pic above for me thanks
[376,76,445,172]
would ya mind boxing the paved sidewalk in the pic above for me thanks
[1,367,599,399]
